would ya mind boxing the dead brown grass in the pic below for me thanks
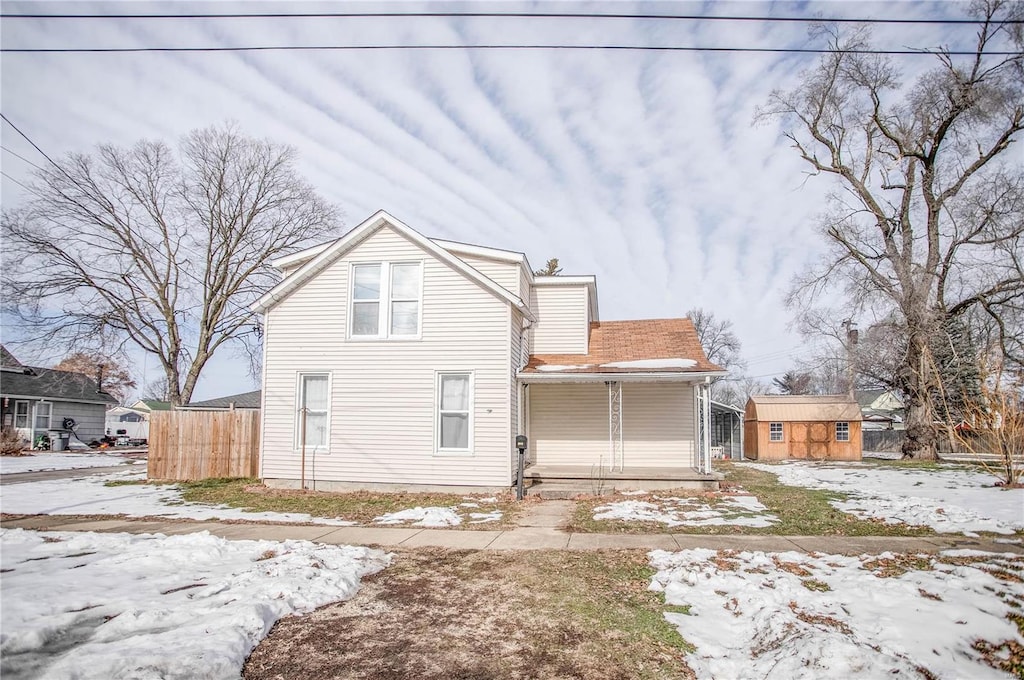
[242,549,695,680]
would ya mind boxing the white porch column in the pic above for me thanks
[606,380,623,471]
[695,380,712,474]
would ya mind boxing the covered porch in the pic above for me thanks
[517,375,721,495]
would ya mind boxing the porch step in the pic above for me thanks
[527,481,613,500]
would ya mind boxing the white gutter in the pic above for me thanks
[517,371,728,384]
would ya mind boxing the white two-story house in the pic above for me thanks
[253,210,725,492]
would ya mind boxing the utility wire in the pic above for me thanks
[1,11,1015,24]
[1,113,65,173]
[1,144,45,171]
[4,44,1020,55]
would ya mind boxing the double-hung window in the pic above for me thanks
[351,261,422,339]
[297,374,330,450]
[13,401,29,429]
[437,372,472,453]
[769,422,783,442]
[835,421,850,442]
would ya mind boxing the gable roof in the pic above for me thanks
[0,365,118,405]
[253,210,533,319]
[746,395,862,422]
[0,345,23,368]
[521,318,724,377]
[133,399,173,411]
[177,390,262,410]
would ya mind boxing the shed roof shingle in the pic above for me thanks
[523,319,723,374]
[746,394,862,421]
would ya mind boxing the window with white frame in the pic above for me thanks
[769,422,783,442]
[296,374,330,449]
[34,402,52,432]
[437,372,472,452]
[836,421,850,442]
[13,401,29,428]
[351,261,422,339]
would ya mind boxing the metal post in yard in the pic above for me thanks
[515,434,528,500]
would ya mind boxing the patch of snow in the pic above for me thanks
[649,548,1023,680]
[477,497,498,503]
[0,528,388,679]
[0,453,137,474]
[861,450,902,460]
[535,364,594,372]
[0,469,358,526]
[373,506,463,527]
[747,461,1024,534]
[600,358,697,369]
[594,494,778,528]
[620,490,650,496]
[468,510,503,523]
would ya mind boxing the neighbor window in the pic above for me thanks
[13,401,29,429]
[34,402,51,432]
[296,374,330,449]
[836,421,850,442]
[350,261,422,339]
[769,422,783,442]
[437,372,472,452]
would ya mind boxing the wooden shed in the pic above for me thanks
[744,395,862,461]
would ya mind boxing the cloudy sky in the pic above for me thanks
[0,1,991,401]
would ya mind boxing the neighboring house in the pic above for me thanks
[855,389,906,431]
[0,345,118,447]
[744,395,863,461]
[253,210,726,491]
[104,406,150,442]
[131,399,173,413]
[177,390,262,411]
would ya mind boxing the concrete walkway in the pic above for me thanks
[2,514,1021,554]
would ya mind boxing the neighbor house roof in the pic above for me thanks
[134,399,173,411]
[746,395,862,422]
[521,319,724,376]
[177,390,261,410]
[0,365,118,405]
[0,345,23,368]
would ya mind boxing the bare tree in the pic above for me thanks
[2,124,340,405]
[53,351,136,403]
[687,308,746,372]
[758,1,1024,458]
[951,359,1023,487]
[773,371,814,395]
[534,258,563,276]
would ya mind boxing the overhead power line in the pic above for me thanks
[0,11,1012,24]
[4,44,1019,56]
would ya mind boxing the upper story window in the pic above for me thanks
[769,422,783,442]
[835,421,850,442]
[350,261,422,339]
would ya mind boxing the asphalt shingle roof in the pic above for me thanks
[178,390,262,410]
[0,365,118,405]
[523,318,723,374]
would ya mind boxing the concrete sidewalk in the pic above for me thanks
[3,514,1022,554]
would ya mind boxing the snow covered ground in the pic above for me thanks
[747,461,1024,535]
[650,548,1024,679]
[593,492,779,528]
[0,468,502,527]
[0,452,142,474]
[0,528,388,680]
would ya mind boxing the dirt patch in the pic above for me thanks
[243,549,694,680]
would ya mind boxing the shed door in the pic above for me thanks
[809,423,829,458]
[790,423,809,458]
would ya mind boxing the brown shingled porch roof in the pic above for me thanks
[522,318,724,374]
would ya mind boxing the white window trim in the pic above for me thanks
[435,370,474,455]
[348,260,423,341]
[769,422,784,442]
[836,421,850,442]
[294,372,332,453]
[13,400,29,429]
[34,402,52,432]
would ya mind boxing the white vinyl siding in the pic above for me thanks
[620,383,694,467]
[261,224,512,487]
[529,382,695,467]
[530,285,589,354]
[451,253,520,297]
[528,383,608,465]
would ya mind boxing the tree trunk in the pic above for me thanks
[901,333,938,460]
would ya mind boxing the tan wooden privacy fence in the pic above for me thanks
[148,410,259,480]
